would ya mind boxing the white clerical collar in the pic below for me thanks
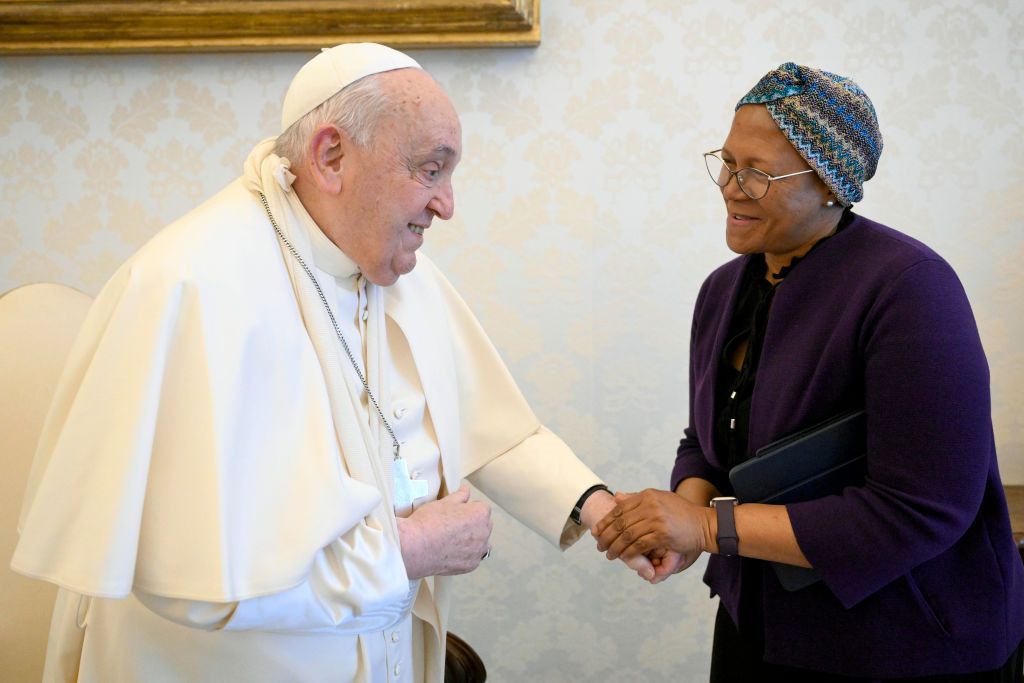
[304,219,361,281]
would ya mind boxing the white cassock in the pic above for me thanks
[11,140,602,683]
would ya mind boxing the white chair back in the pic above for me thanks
[0,283,92,682]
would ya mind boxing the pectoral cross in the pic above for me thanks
[393,456,428,509]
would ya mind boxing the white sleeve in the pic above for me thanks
[467,426,602,550]
[135,518,415,633]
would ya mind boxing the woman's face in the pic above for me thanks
[718,104,840,273]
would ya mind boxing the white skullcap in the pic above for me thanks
[280,43,421,133]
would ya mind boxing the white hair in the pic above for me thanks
[274,71,400,165]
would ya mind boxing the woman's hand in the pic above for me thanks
[581,490,658,581]
[592,489,715,568]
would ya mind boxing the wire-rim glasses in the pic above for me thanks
[703,149,815,200]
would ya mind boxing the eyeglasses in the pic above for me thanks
[703,149,815,200]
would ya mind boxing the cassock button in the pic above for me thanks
[394,664,401,676]
[394,406,407,419]
[391,631,399,643]
[361,309,369,322]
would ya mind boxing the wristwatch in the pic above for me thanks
[571,484,612,525]
[709,496,739,556]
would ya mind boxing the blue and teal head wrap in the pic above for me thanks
[737,63,882,206]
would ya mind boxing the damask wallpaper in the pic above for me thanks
[1,0,1021,680]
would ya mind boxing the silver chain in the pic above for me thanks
[258,191,401,460]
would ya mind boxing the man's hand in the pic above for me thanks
[580,489,657,582]
[592,489,713,569]
[647,548,698,583]
[397,485,492,580]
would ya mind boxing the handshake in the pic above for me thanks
[588,488,716,584]
[397,484,718,584]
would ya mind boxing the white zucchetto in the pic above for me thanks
[280,43,422,133]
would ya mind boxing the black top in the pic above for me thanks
[713,209,854,473]
[711,209,852,652]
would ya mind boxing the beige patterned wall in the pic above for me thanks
[2,0,1022,679]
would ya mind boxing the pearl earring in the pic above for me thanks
[825,199,836,207]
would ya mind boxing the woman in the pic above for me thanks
[594,63,1024,681]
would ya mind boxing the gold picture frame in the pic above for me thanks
[0,0,540,54]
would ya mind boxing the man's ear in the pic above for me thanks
[305,124,349,195]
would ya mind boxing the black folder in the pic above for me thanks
[728,409,866,591]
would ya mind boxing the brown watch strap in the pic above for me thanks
[710,497,739,556]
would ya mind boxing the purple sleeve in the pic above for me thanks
[671,281,730,494]
[672,428,729,494]
[786,259,992,608]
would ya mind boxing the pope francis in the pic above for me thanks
[11,44,647,682]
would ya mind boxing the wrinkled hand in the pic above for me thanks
[397,485,492,580]
[646,548,698,584]
[618,552,659,582]
[592,490,712,570]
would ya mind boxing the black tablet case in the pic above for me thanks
[728,409,866,591]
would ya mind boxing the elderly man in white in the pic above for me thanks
[11,44,653,683]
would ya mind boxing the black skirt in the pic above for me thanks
[710,600,1023,683]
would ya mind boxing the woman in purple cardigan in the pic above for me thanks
[594,63,1024,681]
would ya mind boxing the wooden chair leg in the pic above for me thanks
[445,631,487,683]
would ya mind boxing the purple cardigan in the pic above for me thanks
[671,214,1024,677]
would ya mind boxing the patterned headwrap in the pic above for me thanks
[736,63,882,206]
